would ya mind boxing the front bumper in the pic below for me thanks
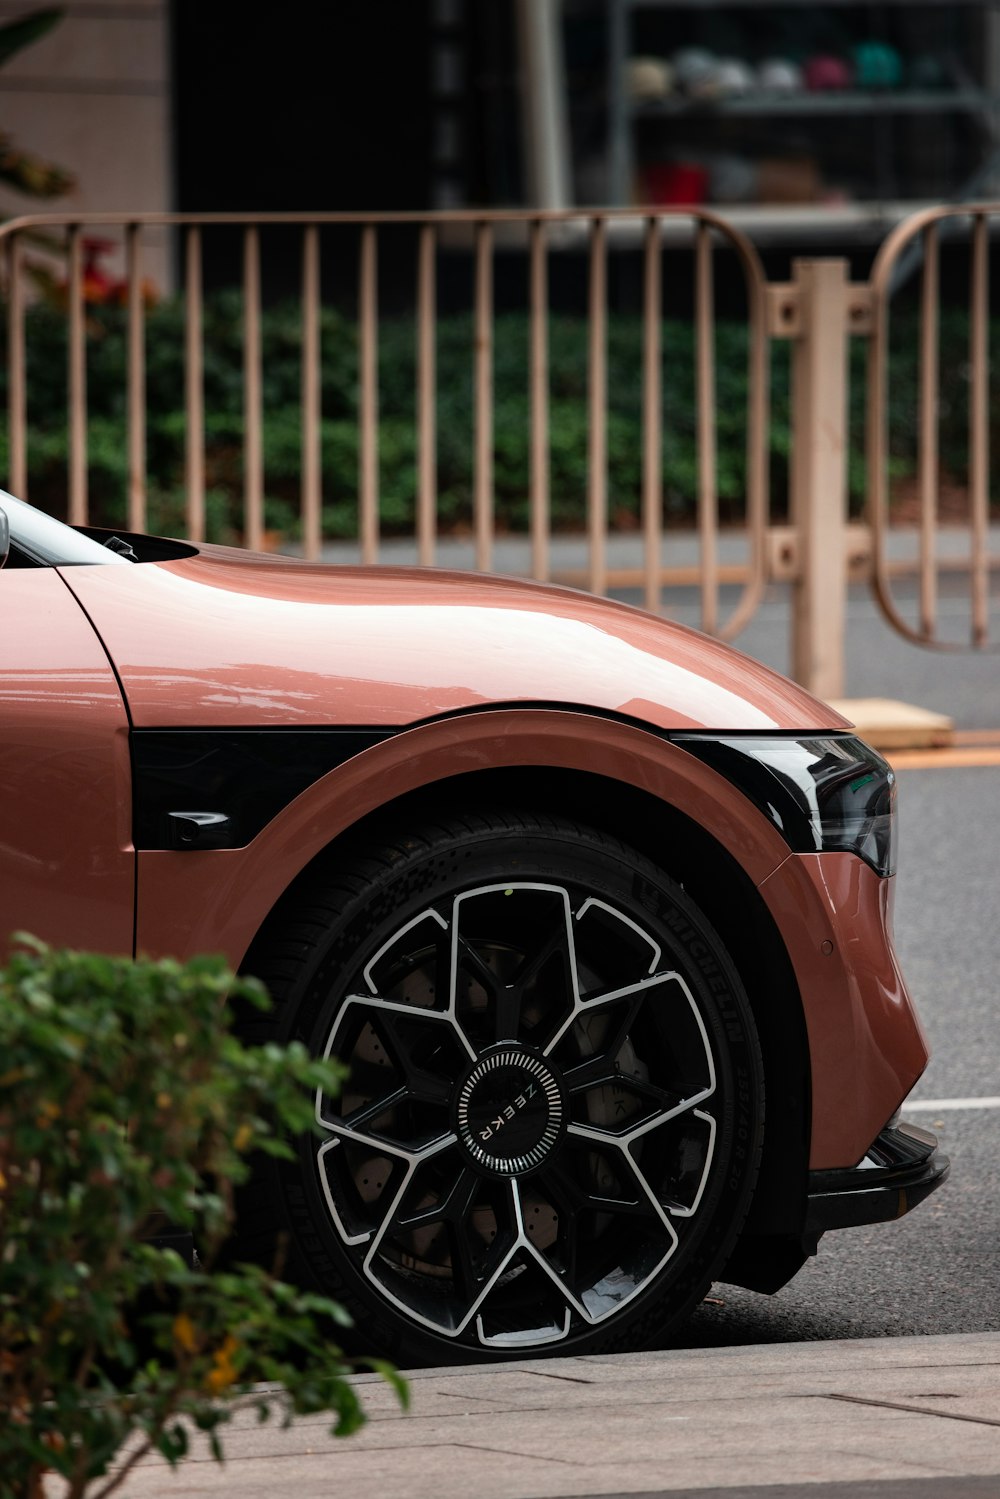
[804,1121,949,1236]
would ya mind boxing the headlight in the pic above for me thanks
[672,733,897,876]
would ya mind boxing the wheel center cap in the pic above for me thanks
[456,1048,564,1177]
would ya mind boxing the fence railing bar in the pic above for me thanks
[184,228,205,542]
[970,213,989,646]
[242,227,264,553]
[417,223,437,567]
[474,221,494,574]
[529,218,550,582]
[868,223,920,645]
[918,223,939,639]
[67,226,88,527]
[719,241,769,642]
[301,226,321,562]
[359,224,379,565]
[126,224,147,534]
[588,216,607,596]
[642,216,662,615]
[6,234,26,499]
[696,223,718,635]
[0,206,771,233]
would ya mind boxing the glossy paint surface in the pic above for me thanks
[63,549,849,733]
[760,852,929,1169]
[0,569,133,958]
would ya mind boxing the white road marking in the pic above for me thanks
[904,1097,1000,1111]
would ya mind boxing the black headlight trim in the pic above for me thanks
[671,731,897,876]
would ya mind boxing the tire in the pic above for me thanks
[236,808,764,1364]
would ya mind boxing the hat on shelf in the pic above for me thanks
[757,58,804,93]
[804,54,852,91]
[626,56,675,101]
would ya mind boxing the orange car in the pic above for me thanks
[0,492,946,1362]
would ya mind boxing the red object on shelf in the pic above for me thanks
[644,161,709,206]
[804,55,852,91]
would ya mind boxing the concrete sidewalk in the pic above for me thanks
[108,1333,1000,1497]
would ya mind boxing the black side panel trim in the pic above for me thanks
[132,728,396,850]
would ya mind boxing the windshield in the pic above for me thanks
[0,490,132,567]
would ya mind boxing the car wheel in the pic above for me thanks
[237,809,764,1363]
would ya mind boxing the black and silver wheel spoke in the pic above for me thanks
[363,1008,455,1108]
[450,884,581,1049]
[339,1084,410,1136]
[557,991,647,1087]
[318,993,469,1150]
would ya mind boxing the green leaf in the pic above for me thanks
[0,8,63,69]
[156,1423,190,1465]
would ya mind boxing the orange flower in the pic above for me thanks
[204,1335,240,1395]
[172,1313,198,1355]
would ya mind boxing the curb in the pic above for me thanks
[828,697,955,751]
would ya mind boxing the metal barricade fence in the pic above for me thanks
[868,205,1000,655]
[0,205,997,698]
[0,208,769,643]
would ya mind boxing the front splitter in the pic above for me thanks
[804,1120,949,1236]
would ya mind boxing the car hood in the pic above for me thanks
[61,546,849,734]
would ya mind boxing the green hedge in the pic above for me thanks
[0,294,993,541]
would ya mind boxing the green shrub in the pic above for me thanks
[0,296,993,540]
[0,940,406,1499]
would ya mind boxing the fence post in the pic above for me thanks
[788,259,850,700]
